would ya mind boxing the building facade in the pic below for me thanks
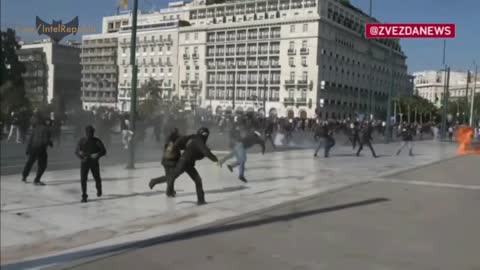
[99,0,411,118]
[80,34,119,110]
[414,70,479,107]
[176,0,410,119]
[19,41,82,110]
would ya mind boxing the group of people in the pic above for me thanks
[17,105,466,205]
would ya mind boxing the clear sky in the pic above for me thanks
[1,0,479,73]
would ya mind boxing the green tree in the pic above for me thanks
[0,28,29,114]
[138,78,163,116]
[139,78,163,100]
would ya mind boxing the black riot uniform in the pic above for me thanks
[75,125,107,203]
[356,124,378,158]
[148,128,192,195]
[264,120,276,149]
[22,118,53,185]
[149,127,218,205]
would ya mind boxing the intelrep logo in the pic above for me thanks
[366,23,456,39]
[30,16,95,42]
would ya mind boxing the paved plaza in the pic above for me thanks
[0,141,472,269]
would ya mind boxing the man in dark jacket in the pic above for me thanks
[314,122,335,158]
[356,123,378,158]
[149,127,218,205]
[219,130,265,182]
[148,128,187,196]
[264,119,276,150]
[75,125,107,203]
[22,117,53,185]
[396,123,414,156]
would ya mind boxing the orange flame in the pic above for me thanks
[456,126,480,155]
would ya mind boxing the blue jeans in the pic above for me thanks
[231,143,247,177]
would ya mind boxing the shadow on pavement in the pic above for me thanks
[1,197,389,270]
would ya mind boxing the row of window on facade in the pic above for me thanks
[189,0,316,19]
[119,79,173,87]
[206,57,280,68]
[83,38,116,45]
[121,57,176,66]
[327,2,401,52]
[205,27,285,42]
[82,65,116,71]
[121,45,172,54]
[320,48,408,78]
[206,87,281,99]
[191,9,316,26]
[207,72,281,84]
[321,80,395,98]
[82,91,115,98]
[81,56,115,63]
[122,34,174,44]
[206,43,280,56]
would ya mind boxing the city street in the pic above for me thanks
[1,141,468,270]
[0,127,428,176]
[48,154,480,270]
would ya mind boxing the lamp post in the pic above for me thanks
[263,78,267,117]
[470,61,478,127]
[126,0,139,169]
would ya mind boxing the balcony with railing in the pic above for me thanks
[259,48,269,54]
[271,79,280,84]
[192,53,199,59]
[226,51,235,56]
[237,35,246,41]
[283,97,295,104]
[237,50,246,55]
[270,33,281,39]
[270,49,280,54]
[217,36,226,42]
[237,64,247,69]
[216,63,226,69]
[270,96,280,102]
[226,35,236,41]
[291,2,302,9]
[259,33,269,39]
[288,48,296,55]
[207,36,216,42]
[248,34,257,40]
[216,51,225,56]
[297,80,308,85]
[285,80,296,85]
[248,62,258,68]
[206,51,215,57]
[271,63,281,68]
[296,97,307,104]
[268,5,278,11]
[300,48,309,55]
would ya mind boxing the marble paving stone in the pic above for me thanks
[0,141,457,265]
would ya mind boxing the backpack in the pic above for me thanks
[163,141,180,160]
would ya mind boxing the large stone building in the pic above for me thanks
[414,70,479,107]
[80,34,119,110]
[177,0,411,119]
[98,0,412,119]
[18,41,82,110]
